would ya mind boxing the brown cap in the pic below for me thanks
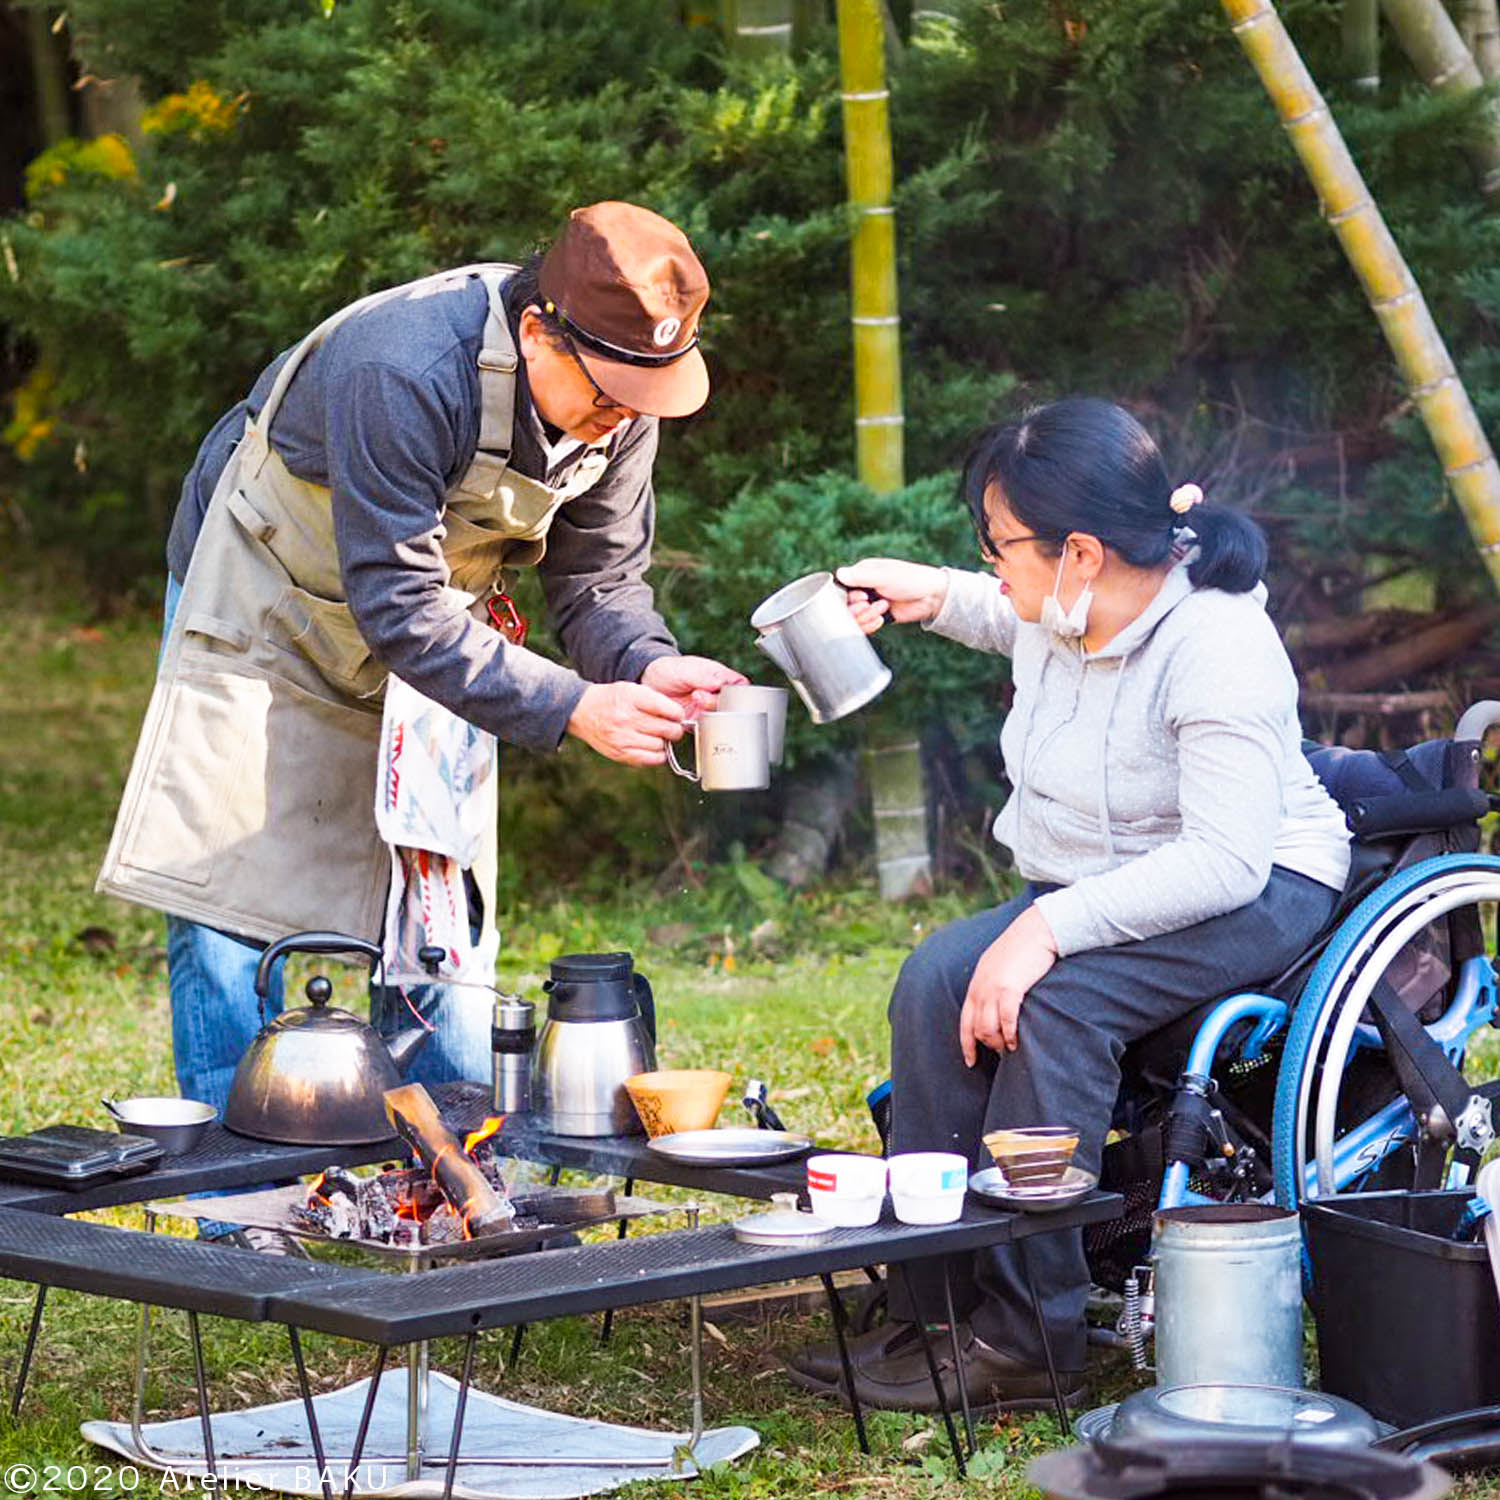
[537,201,710,419]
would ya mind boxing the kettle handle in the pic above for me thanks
[632,972,656,1044]
[254,931,385,1017]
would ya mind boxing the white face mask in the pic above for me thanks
[1039,549,1093,639]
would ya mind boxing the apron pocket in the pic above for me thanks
[117,661,268,887]
[115,658,386,941]
[272,585,387,700]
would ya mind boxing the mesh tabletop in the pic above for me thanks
[0,1125,405,1214]
[0,1207,382,1319]
[266,1197,1119,1345]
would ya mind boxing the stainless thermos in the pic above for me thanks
[492,994,536,1114]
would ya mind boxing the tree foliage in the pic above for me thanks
[2,0,1496,623]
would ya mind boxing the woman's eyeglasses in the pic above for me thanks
[980,530,1045,561]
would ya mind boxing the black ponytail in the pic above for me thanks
[1184,506,1267,593]
[960,396,1266,595]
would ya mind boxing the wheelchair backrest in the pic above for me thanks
[1303,732,1488,1021]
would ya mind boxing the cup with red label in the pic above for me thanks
[806,1152,888,1227]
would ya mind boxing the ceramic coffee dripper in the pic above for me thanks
[667,710,770,791]
[750,572,892,725]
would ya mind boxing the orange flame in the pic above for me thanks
[464,1116,505,1155]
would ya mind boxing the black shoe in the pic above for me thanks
[847,1324,1085,1415]
[785,1320,926,1390]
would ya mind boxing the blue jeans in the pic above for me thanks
[161,577,493,1120]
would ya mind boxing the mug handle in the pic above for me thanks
[666,723,700,782]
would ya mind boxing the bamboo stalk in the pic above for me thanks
[836,0,904,494]
[1459,0,1500,78]
[1380,0,1500,192]
[1220,0,1500,594]
[1343,0,1381,93]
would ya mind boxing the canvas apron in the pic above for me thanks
[97,265,609,945]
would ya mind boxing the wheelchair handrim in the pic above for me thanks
[1271,852,1500,1209]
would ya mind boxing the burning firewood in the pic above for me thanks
[383,1082,515,1236]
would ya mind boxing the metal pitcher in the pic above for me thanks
[750,572,891,725]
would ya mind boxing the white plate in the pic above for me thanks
[646,1128,813,1166]
[968,1163,1097,1211]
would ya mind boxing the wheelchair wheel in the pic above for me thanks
[1271,853,1500,1208]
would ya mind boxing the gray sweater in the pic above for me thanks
[928,560,1351,957]
[168,275,678,753]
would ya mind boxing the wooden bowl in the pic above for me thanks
[982,1126,1079,1186]
[624,1070,733,1138]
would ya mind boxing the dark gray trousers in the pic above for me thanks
[887,866,1338,1370]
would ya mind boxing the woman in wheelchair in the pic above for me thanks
[788,397,1354,1415]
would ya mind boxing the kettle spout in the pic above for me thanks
[387,1024,432,1076]
[754,627,799,680]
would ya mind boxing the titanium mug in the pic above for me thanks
[750,572,892,725]
[667,710,771,792]
[716,683,789,764]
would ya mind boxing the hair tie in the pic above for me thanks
[1169,482,1204,515]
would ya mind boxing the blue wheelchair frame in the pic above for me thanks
[1156,850,1500,1214]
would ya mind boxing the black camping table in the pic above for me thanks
[0,1094,1120,1494]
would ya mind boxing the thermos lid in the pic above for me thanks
[548,952,633,985]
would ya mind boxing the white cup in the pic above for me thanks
[888,1151,969,1225]
[806,1153,887,1227]
[717,684,789,764]
[666,710,770,792]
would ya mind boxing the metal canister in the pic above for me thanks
[492,994,535,1114]
[1151,1204,1303,1390]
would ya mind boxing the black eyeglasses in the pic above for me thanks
[980,530,1045,561]
[565,339,630,412]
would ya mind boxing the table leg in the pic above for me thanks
[1016,1234,1071,1438]
[895,1267,965,1479]
[8,1284,45,1419]
[343,1346,387,1500]
[683,1203,703,1467]
[817,1273,869,1457]
[942,1259,977,1456]
[406,1342,430,1482]
[507,1325,526,1371]
[439,1333,478,1500]
[599,1175,635,1347]
[288,1327,332,1500]
[186,1311,220,1483]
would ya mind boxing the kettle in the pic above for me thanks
[223,931,431,1145]
[533,952,657,1137]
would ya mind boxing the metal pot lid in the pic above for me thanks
[734,1194,836,1246]
[1109,1383,1382,1449]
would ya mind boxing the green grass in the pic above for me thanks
[0,586,1497,1499]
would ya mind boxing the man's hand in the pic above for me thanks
[835,558,950,634]
[640,655,747,716]
[960,906,1059,1065]
[567,682,688,766]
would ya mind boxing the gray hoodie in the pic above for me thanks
[928,559,1351,957]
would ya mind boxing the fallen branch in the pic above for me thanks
[1302,689,1453,716]
[1321,606,1498,692]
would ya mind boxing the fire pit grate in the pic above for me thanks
[149,1183,670,1267]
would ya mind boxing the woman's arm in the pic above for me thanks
[837,559,1019,655]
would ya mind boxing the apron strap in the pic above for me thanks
[241,262,520,481]
[453,269,520,503]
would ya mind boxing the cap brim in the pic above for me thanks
[578,346,709,420]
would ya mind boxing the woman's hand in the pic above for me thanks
[960,906,1059,1065]
[835,558,950,635]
